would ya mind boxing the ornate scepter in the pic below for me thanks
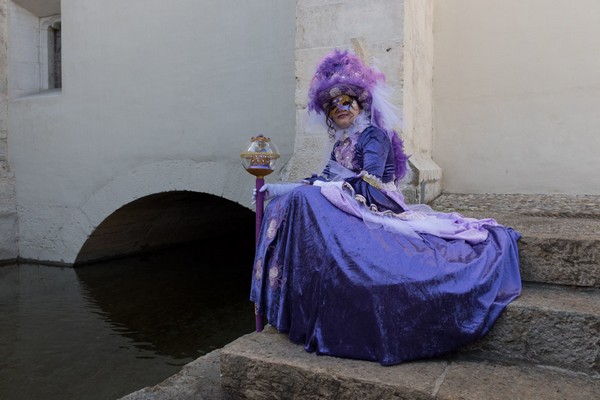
[240,134,280,332]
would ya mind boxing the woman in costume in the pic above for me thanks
[250,49,521,366]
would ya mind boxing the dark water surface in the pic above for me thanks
[0,240,255,400]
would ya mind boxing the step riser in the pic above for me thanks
[462,303,600,375]
[519,238,600,287]
[220,328,449,400]
[221,354,437,400]
[220,328,600,400]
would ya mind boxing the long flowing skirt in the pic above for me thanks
[250,185,521,366]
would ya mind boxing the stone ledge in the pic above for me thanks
[464,282,600,375]
[518,235,600,287]
[429,194,600,288]
[429,193,600,218]
[118,349,224,400]
[220,326,600,400]
[489,215,600,288]
[221,326,448,400]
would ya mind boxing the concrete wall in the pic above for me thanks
[433,0,600,194]
[7,1,39,97]
[1,0,18,262]
[8,0,296,264]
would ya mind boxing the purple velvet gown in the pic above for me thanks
[250,125,521,366]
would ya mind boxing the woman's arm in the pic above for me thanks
[360,127,390,179]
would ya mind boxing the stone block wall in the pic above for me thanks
[0,0,18,262]
[284,0,442,204]
[284,0,405,184]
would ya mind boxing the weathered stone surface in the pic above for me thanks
[518,234,600,287]
[296,0,403,55]
[0,212,17,261]
[494,215,600,288]
[462,283,600,375]
[221,326,448,400]
[219,326,600,400]
[0,163,17,261]
[430,194,600,288]
[119,327,600,400]
[428,193,600,217]
[438,360,600,400]
[118,349,223,400]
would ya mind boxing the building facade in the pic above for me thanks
[2,0,599,264]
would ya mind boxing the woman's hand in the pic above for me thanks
[252,183,302,204]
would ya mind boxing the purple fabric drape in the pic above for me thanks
[250,186,521,366]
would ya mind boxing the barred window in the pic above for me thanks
[48,21,61,89]
[40,15,62,91]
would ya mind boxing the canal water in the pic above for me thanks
[0,237,256,400]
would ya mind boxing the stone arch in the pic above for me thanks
[57,159,253,265]
[74,190,255,265]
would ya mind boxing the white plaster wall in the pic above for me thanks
[8,0,296,263]
[433,0,600,194]
[7,1,39,97]
[12,0,60,18]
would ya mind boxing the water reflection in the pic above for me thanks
[0,236,255,400]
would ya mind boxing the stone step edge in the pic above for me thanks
[239,283,600,378]
[485,213,600,289]
[462,282,600,375]
[517,235,599,288]
[118,349,224,400]
[220,326,600,400]
[427,193,600,222]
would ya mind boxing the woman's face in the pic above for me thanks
[328,95,360,129]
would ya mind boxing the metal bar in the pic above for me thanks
[254,177,265,332]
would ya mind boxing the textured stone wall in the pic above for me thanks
[284,0,405,183]
[0,0,18,262]
[285,0,442,204]
[403,0,442,203]
[0,0,7,162]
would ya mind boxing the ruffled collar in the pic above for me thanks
[334,113,371,142]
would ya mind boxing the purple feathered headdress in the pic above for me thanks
[308,49,410,181]
[308,49,384,115]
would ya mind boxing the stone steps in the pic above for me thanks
[428,195,600,289]
[494,215,599,288]
[219,281,600,399]
[219,194,600,399]
[220,326,600,400]
[462,282,600,375]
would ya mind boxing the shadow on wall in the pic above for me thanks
[75,191,255,265]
